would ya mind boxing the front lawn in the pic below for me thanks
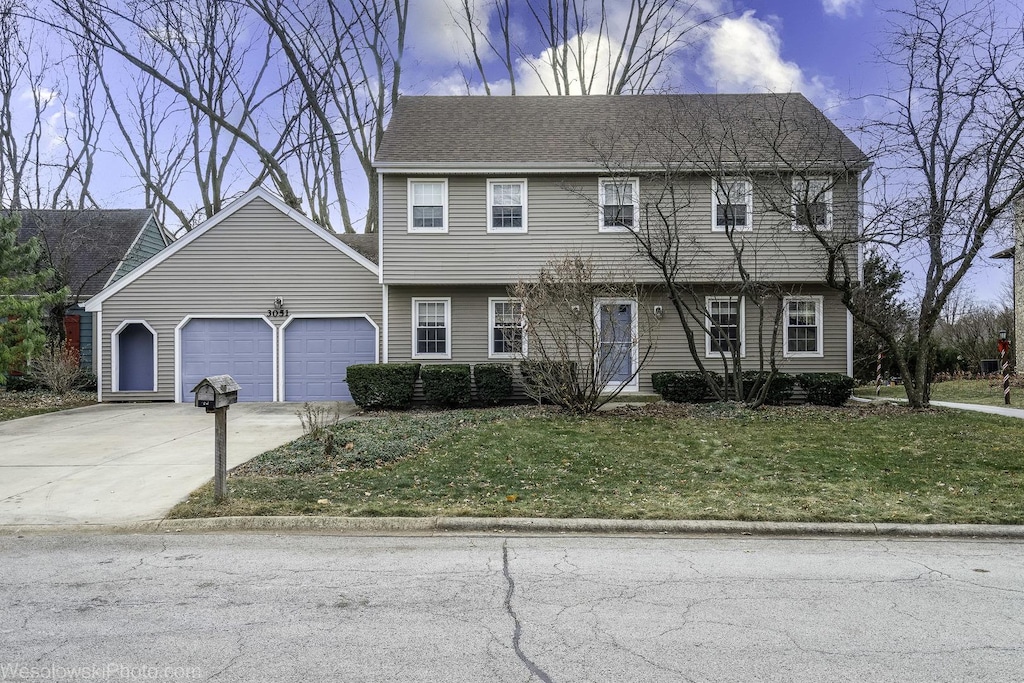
[170,403,1024,524]
[855,378,1024,407]
[0,390,96,421]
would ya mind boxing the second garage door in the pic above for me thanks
[283,317,376,401]
[180,318,275,402]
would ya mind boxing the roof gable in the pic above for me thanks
[84,187,378,311]
[374,94,868,171]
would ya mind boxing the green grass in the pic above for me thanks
[0,390,96,421]
[855,378,1022,407]
[169,403,1024,524]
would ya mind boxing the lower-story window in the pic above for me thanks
[783,296,824,357]
[413,298,451,358]
[489,298,525,358]
[705,297,744,357]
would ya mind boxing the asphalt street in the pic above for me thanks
[2,533,1022,682]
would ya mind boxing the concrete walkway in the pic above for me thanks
[0,402,356,526]
[855,395,1024,418]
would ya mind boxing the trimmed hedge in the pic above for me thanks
[652,370,719,403]
[742,371,796,405]
[797,372,855,406]
[421,364,473,408]
[346,363,420,410]
[474,363,514,405]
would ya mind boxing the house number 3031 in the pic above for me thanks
[267,309,290,318]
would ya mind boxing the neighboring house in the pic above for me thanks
[84,189,381,402]
[15,209,169,370]
[372,94,869,394]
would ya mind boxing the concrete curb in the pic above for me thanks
[4,516,1024,538]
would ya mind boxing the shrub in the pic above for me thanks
[3,373,40,392]
[519,360,578,404]
[474,363,514,405]
[741,371,796,406]
[27,342,83,394]
[346,363,420,410]
[797,372,855,406]
[421,364,472,408]
[651,370,719,403]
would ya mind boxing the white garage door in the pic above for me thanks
[180,318,275,402]
[283,317,376,401]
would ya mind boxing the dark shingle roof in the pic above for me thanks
[337,233,379,264]
[374,94,868,170]
[15,209,159,299]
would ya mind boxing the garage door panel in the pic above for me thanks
[284,318,375,402]
[181,318,274,402]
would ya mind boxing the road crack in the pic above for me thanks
[503,541,554,683]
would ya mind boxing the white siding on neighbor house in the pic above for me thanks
[381,174,860,285]
[387,284,849,394]
[96,197,382,402]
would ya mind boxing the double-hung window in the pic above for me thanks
[712,178,753,232]
[783,296,824,357]
[599,177,639,231]
[488,180,527,233]
[412,298,451,358]
[408,179,448,232]
[705,297,744,357]
[792,177,833,231]
[489,298,526,358]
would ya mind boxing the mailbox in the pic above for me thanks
[191,375,240,412]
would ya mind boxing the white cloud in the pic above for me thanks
[699,11,837,105]
[822,0,863,18]
[406,0,491,64]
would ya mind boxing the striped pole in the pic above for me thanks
[875,344,883,396]
[999,335,1011,405]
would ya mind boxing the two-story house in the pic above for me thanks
[84,93,867,403]
[373,94,869,394]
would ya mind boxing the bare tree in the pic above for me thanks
[787,0,1024,407]
[452,0,716,95]
[48,0,303,214]
[509,254,657,414]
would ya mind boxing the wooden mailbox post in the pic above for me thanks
[191,375,240,504]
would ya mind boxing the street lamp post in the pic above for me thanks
[998,330,1011,405]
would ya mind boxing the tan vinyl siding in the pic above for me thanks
[388,284,848,394]
[98,197,382,401]
[382,174,860,285]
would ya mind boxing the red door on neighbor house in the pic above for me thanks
[64,315,81,363]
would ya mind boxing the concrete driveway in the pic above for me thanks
[0,402,355,526]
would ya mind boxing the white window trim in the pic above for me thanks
[488,297,527,359]
[487,179,528,233]
[711,177,754,233]
[598,177,640,233]
[412,297,452,359]
[782,295,825,358]
[704,296,746,358]
[407,178,449,233]
[594,297,640,392]
[791,176,833,231]
[111,319,158,393]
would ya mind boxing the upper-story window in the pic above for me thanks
[792,177,833,231]
[408,179,448,233]
[712,178,753,232]
[488,179,528,233]
[599,177,640,232]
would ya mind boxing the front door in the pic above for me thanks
[598,300,636,389]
